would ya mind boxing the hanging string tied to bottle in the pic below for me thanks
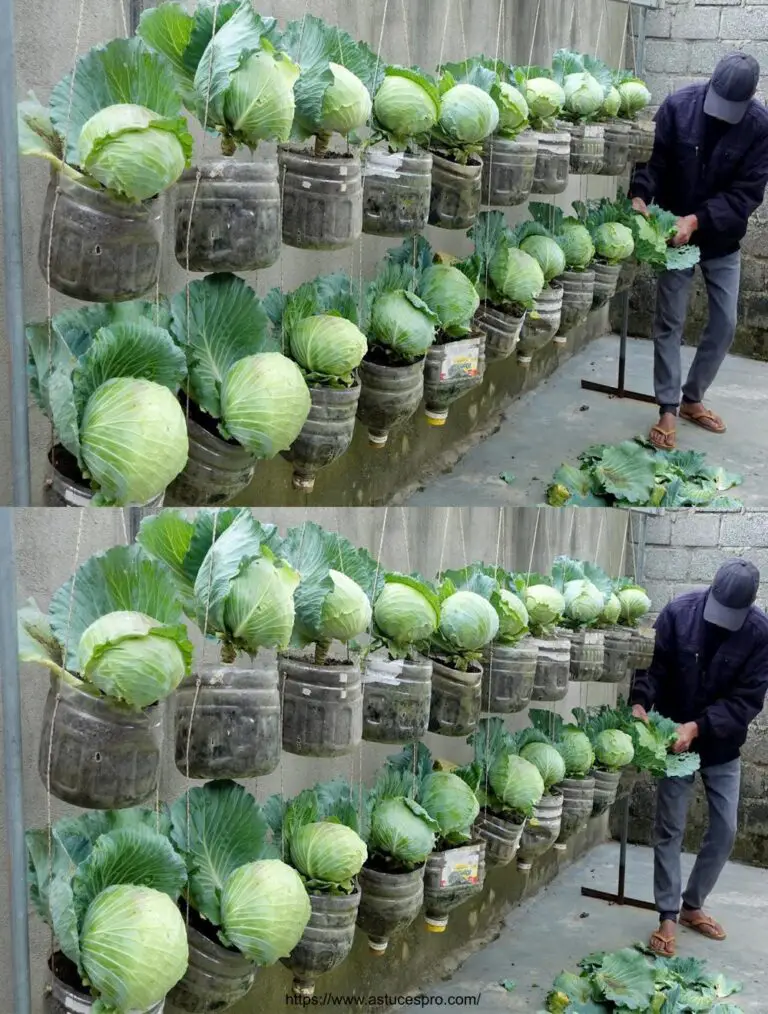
[361,506,390,825]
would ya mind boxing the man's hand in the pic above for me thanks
[631,197,649,216]
[673,721,699,753]
[671,215,698,247]
[632,704,649,723]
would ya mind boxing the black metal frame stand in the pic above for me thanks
[580,290,657,406]
[580,794,657,910]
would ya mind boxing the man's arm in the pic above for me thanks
[696,131,768,240]
[696,642,768,742]
[630,606,674,711]
[630,99,673,206]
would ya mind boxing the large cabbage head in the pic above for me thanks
[602,86,621,118]
[524,77,565,121]
[520,235,566,284]
[495,589,529,644]
[524,584,565,631]
[490,246,545,307]
[496,82,529,137]
[80,377,189,506]
[220,859,311,964]
[618,79,652,118]
[564,579,605,627]
[371,797,437,865]
[290,821,368,885]
[374,73,440,141]
[80,885,188,1011]
[438,83,500,145]
[78,104,191,202]
[374,581,439,649]
[77,610,191,709]
[558,222,595,270]
[221,353,311,458]
[320,570,373,643]
[438,590,500,653]
[618,587,652,626]
[418,264,480,337]
[224,49,299,147]
[420,770,480,842]
[489,752,545,815]
[321,63,373,136]
[520,741,566,791]
[557,727,595,778]
[594,222,635,265]
[290,315,368,380]
[594,728,635,770]
[600,593,622,626]
[223,555,300,653]
[563,72,605,118]
[370,290,437,360]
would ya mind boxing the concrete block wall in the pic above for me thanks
[616,510,768,866]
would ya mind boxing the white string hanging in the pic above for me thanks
[525,506,542,585]
[438,0,453,75]
[400,506,412,575]
[437,507,452,579]
[526,0,543,77]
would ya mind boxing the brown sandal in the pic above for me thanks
[649,928,677,957]
[679,405,727,434]
[679,912,727,941]
[649,423,677,450]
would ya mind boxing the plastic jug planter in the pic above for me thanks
[282,887,361,997]
[516,790,564,871]
[43,445,167,508]
[280,655,363,757]
[45,953,166,1014]
[480,132,538,206]
[554,776,596,851]
[628,627,657,671]
[174,157,280,273]
[616,258,639,295]
[530,635,571,702]
[39,677,164,810]
[173,662,281,780]
[557,269,596,337]
[560,628,605,683]
[517,282,564,365]
[428,151,483,229]
[423,332,486,426]
[474,809,526,866]
[530,129,571,195]
[356,862,426,954]
[601,627,633,684]
[599,120,632,176]
[428,657,482,737]
[562,123,605,175]
[474,303,525,362]
[362,654,432,744]
[362,148,433,236]
[279,147,363,250]
[480,639,538,713]
[591,768,622,815]
[423,841,486,932]
[592,262,622,309]
[168,907,256,1013]
[356,353,425,448]
[281,380,361,492]
[39,171,163,303]
[628,119,656,164]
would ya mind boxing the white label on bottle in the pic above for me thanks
[439,337,481,381]
[439,845,481,888]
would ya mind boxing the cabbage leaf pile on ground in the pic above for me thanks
[547,438,744,509]
[544,944,744,1013]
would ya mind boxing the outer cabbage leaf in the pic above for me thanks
[593,949,655,1010]
[594,442,657,504]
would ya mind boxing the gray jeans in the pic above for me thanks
[652,251,741,412]
[654,758,741,920]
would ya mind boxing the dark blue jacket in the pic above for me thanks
[631,83,768,261]
[631,590,768,767]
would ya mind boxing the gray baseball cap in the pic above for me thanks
[703,558,760,631]
[704,52,760,124]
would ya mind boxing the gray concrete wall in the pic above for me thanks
[615,509,768,867]
[2,505,629,1013]
[0,0,629,505]
[619,0,768,358]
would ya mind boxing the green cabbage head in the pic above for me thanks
[418,264,480,337]
[371,797,437,865]
[496,82,529,137]
[520,235,566,284]
[520,742,566,791]
[594,728,635,771]
[600,593,621,625]
[420,770,480,843]
[525,78,565,121]
[223,555,300,653]
[619,80,652,118]
[374,581,439,649]
[438,590,500,653]
[80,885,188,1011]
[374,73,440,141]
[594,222,635,265]
[370,290,437,360]
[224,49,299,148]
[602,86,621,118]
[618,587,652,626]
[438,83,500,145]
[489,752,545,815]
[321,63,373,136]
[320,570,373,643]
[80,377,189,506]
[290,821,368,885]
[290,315,368,380]
[564,579,605,626]
[557,727,595,778]
[558,222,596,270]
[495,589,529,644]
[563,72,605,118]
[77,610,192,709]
[220,859,311,964]
[221,353,311,458]
[524,585,565,631]
[490,246,545,307]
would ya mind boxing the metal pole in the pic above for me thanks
[129,0,143,34]
[0,0,32,506]
[617,794,630,901]
[0,508,32,1014]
